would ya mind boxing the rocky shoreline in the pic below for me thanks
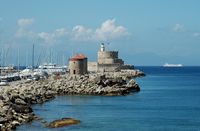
[0,70,145,130]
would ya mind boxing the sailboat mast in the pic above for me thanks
[17,48,20,72]
[62,54,64,66]
[25,50,27,68]
[32,44,34,70]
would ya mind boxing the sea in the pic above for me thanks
[17,66,200,131]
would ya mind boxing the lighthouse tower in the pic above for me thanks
[100,43,105,52]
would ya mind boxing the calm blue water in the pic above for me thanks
[17,66,200,131]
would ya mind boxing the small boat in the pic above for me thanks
[38,63,57,69]
[163,63,183,67]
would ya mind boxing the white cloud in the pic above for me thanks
[17,18,34,28]
[71,19,130,41]
[71,25,93,41]
[15,18,36,39]
[193,33,200,37]
[16,24,69,44]
[15,18,130,44]
[38,28,68,44]
[15,28,36,38]
[172,24,185,32]
[95,19,129,41]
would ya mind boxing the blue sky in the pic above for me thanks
[0,0,200,66]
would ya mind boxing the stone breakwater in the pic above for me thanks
[0,70,145,130]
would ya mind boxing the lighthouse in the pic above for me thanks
[100,43,105,52]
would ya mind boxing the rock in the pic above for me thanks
[0,95,4,100]
[126,79,136,87]
[15,98,27,105]
[11,104,32,113]
[135,70,146,77]
[91,75,105,84]
[0,117,8,124]
[47,118,80,128]
[0,100,4,107]
[134,84,140,91]
[104,79,114,86]
[11,120,20,126]
[126,79,140,91]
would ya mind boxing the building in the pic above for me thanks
[97,43,125,72]
[97,43,124,65]
[88,43,134,72]
[69,54,88,75]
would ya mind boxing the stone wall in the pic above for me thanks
[88,62,97,72]
[98,51,124,65]
[97,64,121,72]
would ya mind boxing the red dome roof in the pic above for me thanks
[70,54,87,61]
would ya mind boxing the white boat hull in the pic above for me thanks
[163,63,183,67]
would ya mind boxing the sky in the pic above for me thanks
[0,0,200,66]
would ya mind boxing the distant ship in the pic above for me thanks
[163,63,183,67]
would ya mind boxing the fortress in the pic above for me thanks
[98,43,124,65]
[88,43,134,72]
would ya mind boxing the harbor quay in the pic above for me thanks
[0,70,145,130]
